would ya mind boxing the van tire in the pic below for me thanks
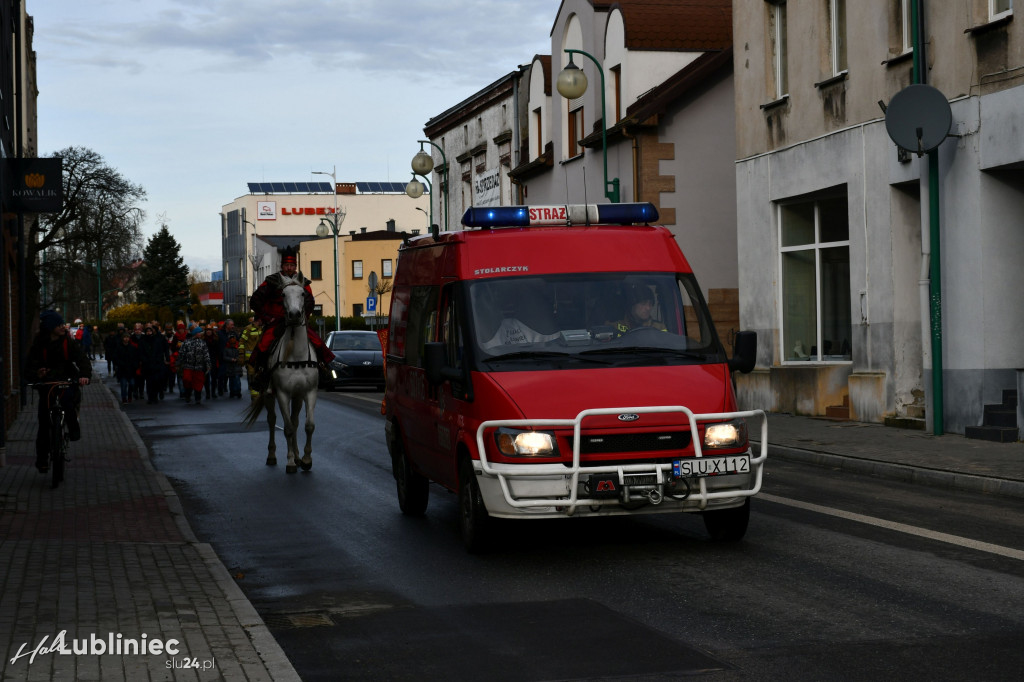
[702,498,750,541]
[395,438,429,516]
[459,459,490,553]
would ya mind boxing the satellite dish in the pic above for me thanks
[884,84,952,155]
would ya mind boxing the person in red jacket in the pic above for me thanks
[247,246,334,391]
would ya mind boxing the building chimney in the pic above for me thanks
[360,227,367,234]
[386,219,396,232]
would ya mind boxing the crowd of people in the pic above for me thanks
[98,317,261,406]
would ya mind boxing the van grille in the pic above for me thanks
[576,431,691,454]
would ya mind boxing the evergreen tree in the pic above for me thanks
[136,224,190,318]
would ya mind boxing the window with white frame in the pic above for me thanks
[779,195,852,362]
[770,1,788,98]
[991,0,1013,19]
[898,0,913,54]
[382,259,393,278]
[830,0,848,75]
[352,260,363,279]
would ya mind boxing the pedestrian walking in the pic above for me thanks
[138,325,169,404]
[103,329,119,376]
[113,333,141,404]
[202,326,220,400]
[223,335,244,398]
[179,326,211,405]
[239,317,262,400]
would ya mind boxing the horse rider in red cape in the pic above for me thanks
[247,245,334,391]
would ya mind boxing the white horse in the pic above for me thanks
[245,276,319,473]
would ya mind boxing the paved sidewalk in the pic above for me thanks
[0,380,300,681]
[763,412,1024,499]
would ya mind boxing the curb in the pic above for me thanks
[101,383,302,681]
[766,442,1024,501]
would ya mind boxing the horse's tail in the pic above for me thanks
[242,391,269,426]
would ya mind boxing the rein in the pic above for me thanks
[268,279,316,374]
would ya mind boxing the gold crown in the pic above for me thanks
[24,173,45,188]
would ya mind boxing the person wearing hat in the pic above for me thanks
[246,245,334,392]
[614,283,667,335]
[25,310,92,473]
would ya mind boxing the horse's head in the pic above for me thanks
[280,276,307,327]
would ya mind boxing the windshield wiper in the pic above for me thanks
[579,346,709,360]
[485,350,612,365]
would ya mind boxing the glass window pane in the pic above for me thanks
[781,203,815,246]
[820,246,851,359]
[833,0,847,72]
[782,250,817,360]
[818,196,849,242]
[773,3,788,97]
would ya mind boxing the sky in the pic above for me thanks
[31,0,556,274]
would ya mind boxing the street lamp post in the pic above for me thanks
[556,49,621,203]
[405,173,434,236]
[410,140,449,231]
[313,166,345,332]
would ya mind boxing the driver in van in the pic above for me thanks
[615,283,666,335]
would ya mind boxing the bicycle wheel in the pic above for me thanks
[50,411,66,489]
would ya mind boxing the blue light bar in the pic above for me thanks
[462,206,531,227]
[461,203,659,228]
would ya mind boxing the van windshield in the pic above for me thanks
[468,273,726,368]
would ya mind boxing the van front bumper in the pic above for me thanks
[474,407,767,519]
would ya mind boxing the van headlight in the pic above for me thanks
[703,420,747,449]
[495,428,559,457]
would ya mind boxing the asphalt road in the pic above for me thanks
[124,382,1024,681]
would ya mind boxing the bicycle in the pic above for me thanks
[33,381,74,489]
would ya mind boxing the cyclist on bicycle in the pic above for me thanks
[25,310,91,473]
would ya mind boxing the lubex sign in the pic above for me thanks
[4,158,63,213]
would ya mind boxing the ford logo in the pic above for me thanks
[617,413,640,422]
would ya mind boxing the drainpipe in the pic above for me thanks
[620,124,640,203]
[913,0,944,434]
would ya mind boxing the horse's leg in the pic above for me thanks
[289,396,304,471]
[300,387,316,471]
[265,392,277,466]
[278,391,299,473]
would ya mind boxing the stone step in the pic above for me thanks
[983,405,1018,428]
[905,405,926,419]
[964,424,1020,443]
[884,415,926,431]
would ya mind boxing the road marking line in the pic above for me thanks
[334,393,383,406]
[759,492,1024,561]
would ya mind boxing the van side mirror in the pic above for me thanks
[728,330,757,374]
[424,342,462,386]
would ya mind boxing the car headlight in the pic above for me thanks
[494,428,559,457]
[703,420,747,449]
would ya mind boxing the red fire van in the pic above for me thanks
[383,203,765,551]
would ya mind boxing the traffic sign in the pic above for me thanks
[366,297,377,312]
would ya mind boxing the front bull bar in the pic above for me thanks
[474,407,767,515]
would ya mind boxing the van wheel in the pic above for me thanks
[702,498,750,541]
[395,439,428,516]
[459,459,490,553]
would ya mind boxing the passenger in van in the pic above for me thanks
[476,280,559,350]
[614,284,666,335]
